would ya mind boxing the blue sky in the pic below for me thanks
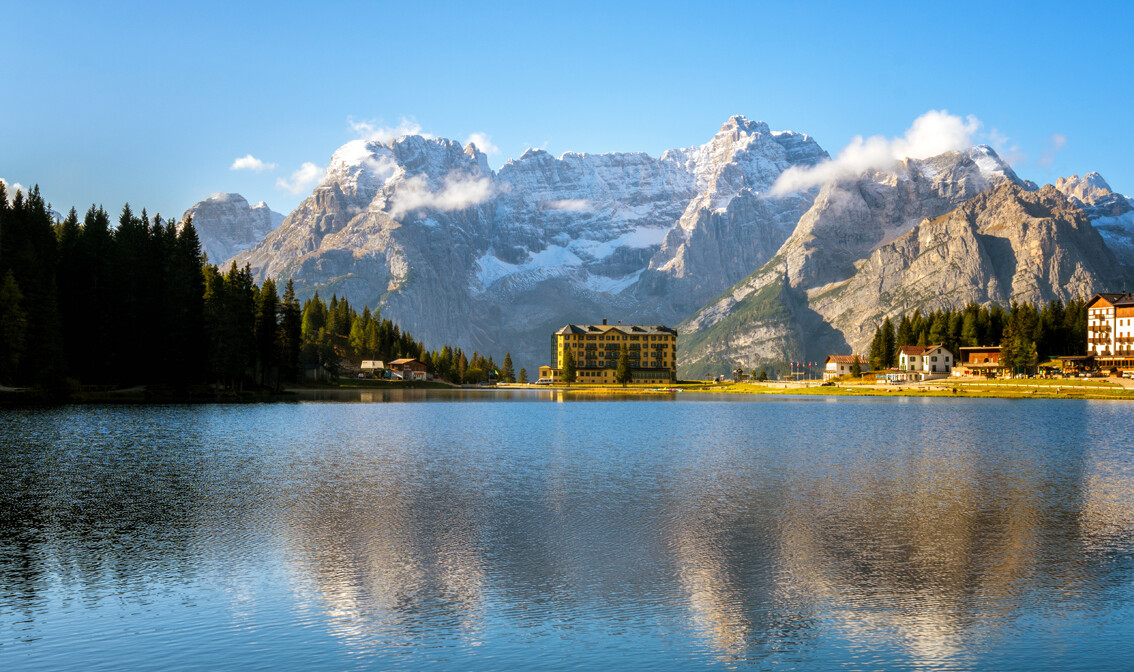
[2,0,1132,219]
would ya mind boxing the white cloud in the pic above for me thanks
[464,132,499,156]
[275,162,324,195]
[768,110,982,196]
[1037,133,1067,168]
[348,116,431,143]
[543,198,592,212]
[389,173,495,218]
[230,154,276,172]
[0,178,25,203]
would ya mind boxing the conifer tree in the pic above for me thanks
[518,367,528,384]
[961,309,979,347]
[615,343,632,386]
[279,279,302,384]
[896,315,914,347]
[881,316,897,368]
[0,186,64,384]
[0,270,27,383]
[500,352,515,383]
[562,347,576,384]
[868,326,883,371]
[255,278,279,387]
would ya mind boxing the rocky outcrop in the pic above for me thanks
[181,193,283,265]
[676,149,1134,377]
[678,147,1029,376]
[233,117,828,370]
[814,183,1125,353]
[1055,172,1134,265]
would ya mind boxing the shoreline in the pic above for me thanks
[499,376,1134,401]
[4,377,1134,405]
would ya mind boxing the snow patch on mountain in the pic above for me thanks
[475,245,583,290]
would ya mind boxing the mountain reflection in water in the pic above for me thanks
[1,396,1133,670]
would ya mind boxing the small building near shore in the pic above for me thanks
[360,360,386,377]
[388,358,428,380]
[898,344,953,377]
[954,347,1003,377]
[823,355,869,380]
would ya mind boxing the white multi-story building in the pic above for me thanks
[1086,293,1134,371]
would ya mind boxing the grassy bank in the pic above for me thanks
[506,377,1134,401]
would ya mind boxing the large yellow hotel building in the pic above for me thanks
[538,320,678,384]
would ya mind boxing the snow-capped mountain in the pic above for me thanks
[234,116,828,369]
[227,117,1132,376]
[678,150,1127,377]
[181,193,284,265]
[1055,172,1134,265]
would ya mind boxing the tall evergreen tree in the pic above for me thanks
[0,186,64,384]
[562,347,576,384]
[615,343,632,386]
[0,270,27,384]
[896,315,914,347]
[868,326,883,371]
[255,278,279,387]
[278,279,302,384]
[881,316,897,368]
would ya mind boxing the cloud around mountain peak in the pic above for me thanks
[768,110,982,196]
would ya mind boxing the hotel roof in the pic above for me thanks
[555,324,677,335]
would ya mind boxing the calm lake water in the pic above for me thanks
[2,391,1134,670]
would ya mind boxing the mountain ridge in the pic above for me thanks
[200,118,1133,376]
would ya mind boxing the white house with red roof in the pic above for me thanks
[823,355,870,380]
[898,344,954,377]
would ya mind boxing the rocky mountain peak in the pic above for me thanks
[182,192,283,265]
[717,115,772,139]
[1056,172,1118,206]
[1054,171,1134,265]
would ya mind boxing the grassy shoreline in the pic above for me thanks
[4,377,1132,405]
[501,377,1134,401]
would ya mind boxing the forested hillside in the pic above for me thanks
[0,183,504,392]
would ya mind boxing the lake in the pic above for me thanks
[2,391,1133,670]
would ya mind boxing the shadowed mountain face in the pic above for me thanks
[231,117,829,370]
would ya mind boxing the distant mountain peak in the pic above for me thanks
[1056,172,1119,205]
[718,115,772,137]
[182,193,283,265]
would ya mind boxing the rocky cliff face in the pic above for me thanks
[233,117,828,370]
[814,183,1124,353]
[181,193,283,265]
[222,118,1133,378]
[677,149,1126,378]
[1055,172,1134,265]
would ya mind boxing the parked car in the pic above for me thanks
[534,378,553,385]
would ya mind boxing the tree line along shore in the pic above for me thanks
[0,184,512,399]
